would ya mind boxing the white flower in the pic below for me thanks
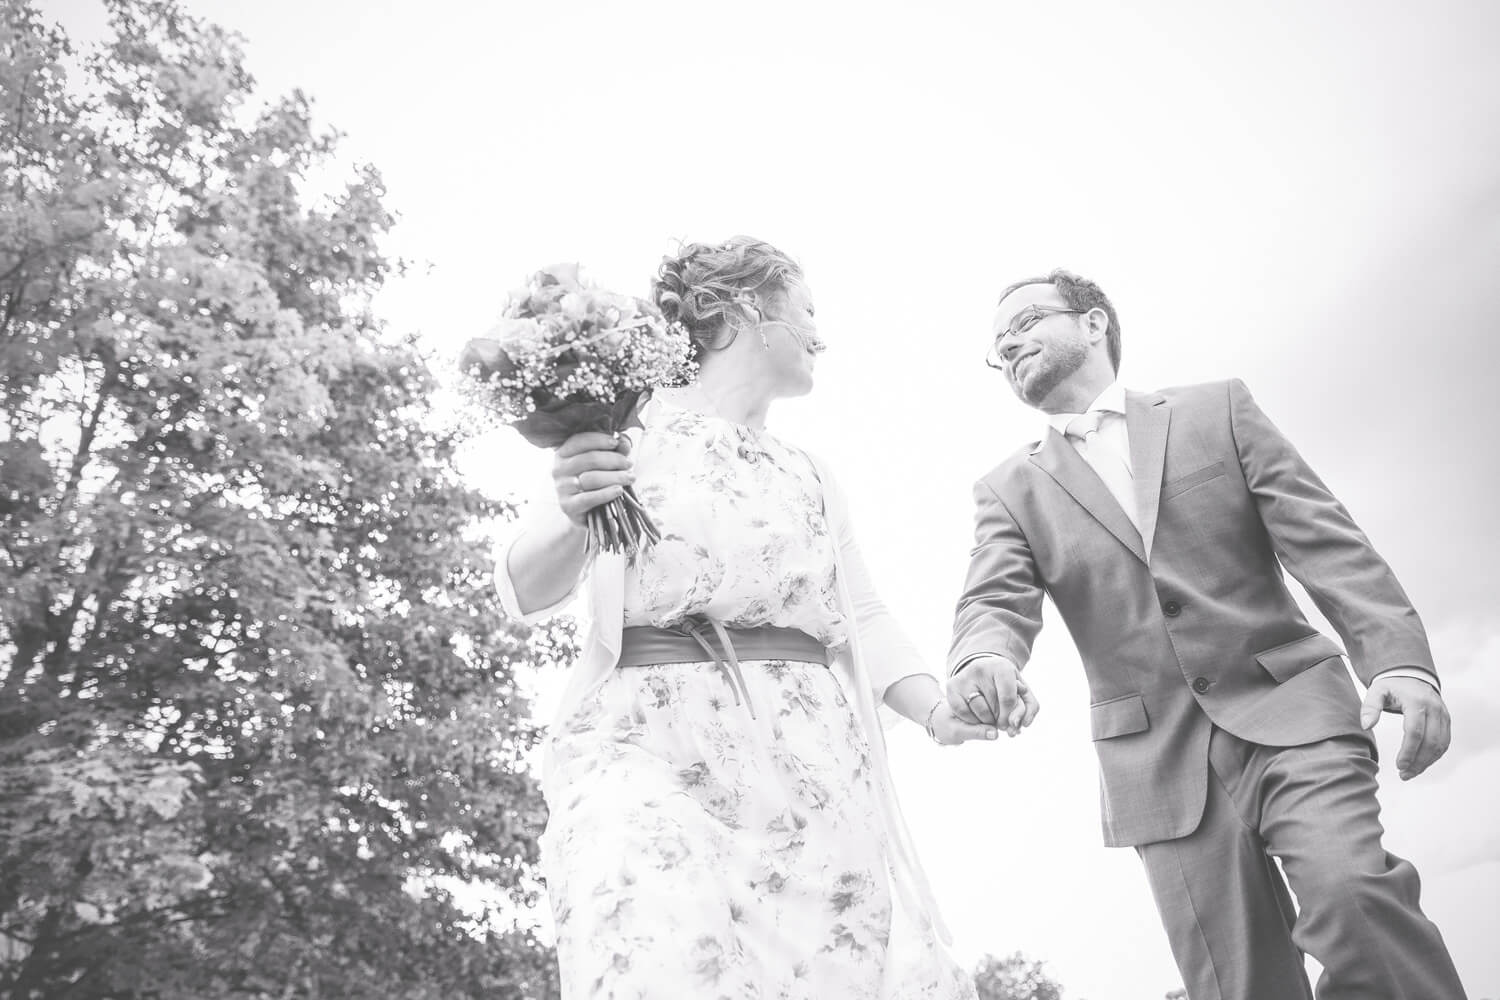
[492,316,549,354]
[559,292,592,321]
[592,329,627,356]
[539,262,583,290]
[600,292,638,318]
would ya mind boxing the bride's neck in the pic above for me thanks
[681,360,773,429]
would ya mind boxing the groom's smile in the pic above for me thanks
[989,285,1105,412]
[1010,349,1040,379]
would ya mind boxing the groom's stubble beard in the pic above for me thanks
[1010,337,1089,409]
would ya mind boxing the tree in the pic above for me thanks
[0,1,565,995]
[973,951,1066,1000]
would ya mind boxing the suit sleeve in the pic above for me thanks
[946,477,1044,676]
[1227,378,1436,686]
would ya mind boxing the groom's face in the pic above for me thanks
[992,283,1089,409]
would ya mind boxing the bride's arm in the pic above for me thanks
[838,524,1000,743]
[829,489,927,706]
[881,673,945,725]
[500,432,633,618]
[502,512,590,619]
[818,466,992,735]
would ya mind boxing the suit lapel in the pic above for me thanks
[1030,429,1147,564]
[1127,391,1170,559]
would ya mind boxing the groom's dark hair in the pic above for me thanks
[998,269,1122,373]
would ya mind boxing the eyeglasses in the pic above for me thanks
[985,306,1083,369]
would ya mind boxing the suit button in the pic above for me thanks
[1163,600,1182,617]
[1192,677,1211,694]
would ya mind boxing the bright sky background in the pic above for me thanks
[45,0,1500,996]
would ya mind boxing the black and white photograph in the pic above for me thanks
[2,1,1496,997]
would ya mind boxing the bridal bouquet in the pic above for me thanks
[460,263,694,556]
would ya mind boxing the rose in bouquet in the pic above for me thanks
[460,263,694,556]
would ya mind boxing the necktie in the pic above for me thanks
[1065,410,1140,532]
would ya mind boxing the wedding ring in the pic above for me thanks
[964,692,987,706]
[572,474,584,493]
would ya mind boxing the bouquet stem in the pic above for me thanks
[586,485,661,557]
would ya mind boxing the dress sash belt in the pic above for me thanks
[617,617,830,720]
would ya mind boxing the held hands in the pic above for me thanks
[552,432,634,527]
[925,700,1002,746]
[1359,675,1452,780]
[947,655,1040,737]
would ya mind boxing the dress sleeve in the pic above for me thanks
[819,463,934,705]
[493,485,591,624]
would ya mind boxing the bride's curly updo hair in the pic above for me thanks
[653,236,802,361]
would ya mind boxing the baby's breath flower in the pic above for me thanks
[459,263,696,436]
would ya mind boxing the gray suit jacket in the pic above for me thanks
[949,379,1435,847]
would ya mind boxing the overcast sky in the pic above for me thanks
[45,0,1500,995]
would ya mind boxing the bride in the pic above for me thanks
[497,236,995,998]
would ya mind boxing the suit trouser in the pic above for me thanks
[1135,727,1466,1000]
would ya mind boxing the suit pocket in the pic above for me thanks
[1163,461,1226,500]
[1090,693,1149,741]
[1254,633,1345,684]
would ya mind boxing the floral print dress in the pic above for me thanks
[539,396,974,1000]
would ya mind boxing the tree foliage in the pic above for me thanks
[0,1,564,995]
[973,951,1066,1000]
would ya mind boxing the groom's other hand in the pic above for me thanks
[1360,675,1453,780]
[947,655,1039,736]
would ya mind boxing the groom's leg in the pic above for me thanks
[1135,727,1313,1000]
[1244,734,1467,1000]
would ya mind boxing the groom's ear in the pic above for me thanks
[1083,306,1109,342]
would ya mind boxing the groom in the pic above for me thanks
[946,270,1466,999]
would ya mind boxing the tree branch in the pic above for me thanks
[57,356,119,512]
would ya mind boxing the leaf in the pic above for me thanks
[458,338,519,383]
[510,395,615,448]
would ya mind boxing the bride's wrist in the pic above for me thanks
[923,699,944,743]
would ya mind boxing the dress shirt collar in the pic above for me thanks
[1046,380,1128,437]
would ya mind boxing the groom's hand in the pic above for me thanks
[1360,676,1452,780]
[947,655,1039,736]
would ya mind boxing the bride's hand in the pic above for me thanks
[925,699,1000,746]
[552,432,634,527]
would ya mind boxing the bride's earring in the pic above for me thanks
[735,297,768,349]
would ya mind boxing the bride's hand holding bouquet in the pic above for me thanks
[460,263,694,557]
